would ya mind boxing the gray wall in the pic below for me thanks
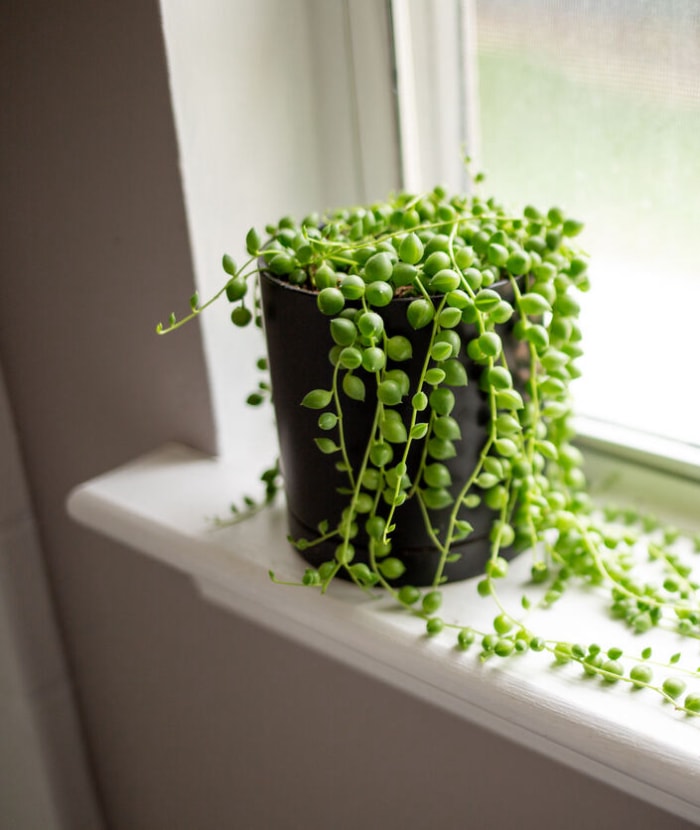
[0,361,103,829]
[1,1,696,828]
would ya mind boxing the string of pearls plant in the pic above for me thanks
[159,182,700,720]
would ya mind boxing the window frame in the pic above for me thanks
[160,0,700,482]
[387,0,700,482]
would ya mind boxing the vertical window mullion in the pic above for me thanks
[388,0,479,192]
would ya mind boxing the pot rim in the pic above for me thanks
[258,267,516,303]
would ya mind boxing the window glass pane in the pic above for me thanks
[474,0,700,447]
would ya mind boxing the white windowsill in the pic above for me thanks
[67,443,700,824]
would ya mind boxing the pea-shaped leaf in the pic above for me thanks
[435,330,461,356]
[429,269,461,293]
[430,341,453,362]
[540,348,569,370]
[314,438,340,454]
[494,438,518,457]
[296,244,313,265]
[361,468,381,490]
[462,269,483,292]
[483,457,504,478]
[378,557,407,580]
[424,251,451,275]
[422,590,442,614]
[446,289,471,309]
[317,287,345,315]
[387,336,413,362]
[540,376,566,396]
[506,250,531,276]
[230,307,252,327]
[454,520,474,539]
[365,515,385,540]
[441,359,467,387]
[454,246,475,269]
[477,332,502,358]
[314,264,337,289]
[366,280,393,307]
[302,389,333,409]
[486,366,513,389]
[489,301,514,324]
[343,373,366,401]
[475,472,499,489]
[357,311,384,339]
[378,379,402,405]
[340,274,366,300]
[316,411,337,431]
[542,401,569,419]
[427,437,456,460]
[519,293,551,315]
[392,262,418,287]
[330,317,357,346]
[412,391,428,410]
[246,227,261,255]
[562,218,584,237]
[554,293,580,317]
[225,278,247,302]
[269,253,295,275]
[381,417,408,444]
[424,463,452,488]
[410,422,429,439]
[495,413,521,435]
[438,307,462,329]
[429,387,455,415]
[523,324,549,351]
[370,442,393,466]
[433,416,461,441]
[487,243,508,267]
[364,252,394,282]
[385,369,410,397]
[474,289,502,311]
[407,298,435,330]
[361,347,386,373]
[335,542,355,564]
[349,563,377,586]
[422,487,454,510]
[424,368,446,386]
[533,261,557,282]
[536,440,559,459]
[339,347,363,370]
[569,256,588,277]
[495,389,524,410]
[354,493,374,513]
[398,232,424,265]
[222,254,237,275]
[547,206,564,225]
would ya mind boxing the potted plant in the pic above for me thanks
[159,182,700,717]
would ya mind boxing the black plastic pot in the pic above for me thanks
[259,270,526,587]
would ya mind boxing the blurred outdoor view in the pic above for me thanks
[474,0,700,448]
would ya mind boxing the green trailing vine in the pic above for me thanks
[159,181,700,719]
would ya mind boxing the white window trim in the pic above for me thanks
[66,442,700,825]
[575,415,700,485]
[389,0,479,192]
